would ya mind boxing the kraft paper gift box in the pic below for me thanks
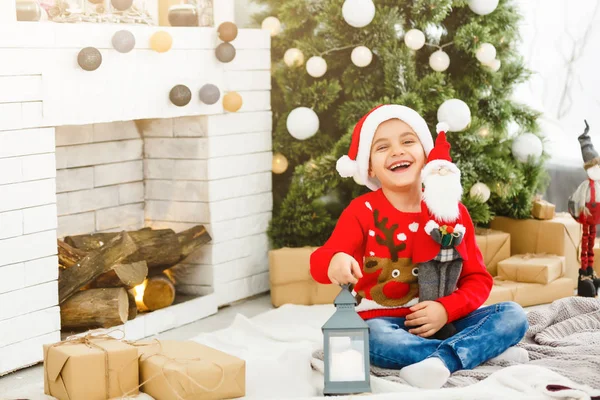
[485,277,574,307]
[484,284,514,305]
[532,199,556,220]
[43,337,139,400]
[497,254,565,284]
[138,340,245,400]
[269,247,341,307]
[490,214,581,288]
[474,229,511,276]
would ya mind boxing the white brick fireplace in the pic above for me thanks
[0,17,272,375]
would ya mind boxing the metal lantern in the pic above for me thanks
[322,284,371,396]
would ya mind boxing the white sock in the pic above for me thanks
[398,357,450,389]
[489,346,529,363]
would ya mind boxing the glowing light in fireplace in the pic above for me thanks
[133,280,148,310]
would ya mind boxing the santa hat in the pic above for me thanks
[578,120,599,170]
[421,122,461,179]
[336,104,434,191]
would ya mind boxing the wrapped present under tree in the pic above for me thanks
[484,277,574,307]
[269,247,340,307]
[490,214,581,287]
[497,254,565,285]
[474,229,511,276]
[531,197,556,220]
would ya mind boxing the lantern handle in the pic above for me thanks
[341,283,352,292]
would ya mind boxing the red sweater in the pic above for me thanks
[310,189,493,322]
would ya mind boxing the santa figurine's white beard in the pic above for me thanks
[422,172,463,223]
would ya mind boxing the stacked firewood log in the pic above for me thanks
[57,226,210,330]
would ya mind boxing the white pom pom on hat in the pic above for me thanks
[336,155,358,178]
[336,104,435,191]
[436,122,450,134]
[421,121,460,178]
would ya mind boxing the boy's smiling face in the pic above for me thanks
[368,118,426,190]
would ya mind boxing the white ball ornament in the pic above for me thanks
[429,50,450,72]
[404,29,426,50]
[437,99,471,132]
[476,43,496,64]
[351,46,373,67]
[486,59,501,72]
[470,182,491,202]
[306,56,327,78]
[284,48,305,67]
[286,107,319,140]
[512,133,543,163]
[468,0,499,15]
[261,16,281,36]
[342,0,376,28]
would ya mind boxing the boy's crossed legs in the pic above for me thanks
[367,301,529,389]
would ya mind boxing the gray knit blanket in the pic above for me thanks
[312,297,600,389]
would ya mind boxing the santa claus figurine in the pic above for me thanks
[413,123,468,340]
[568,120,600,297]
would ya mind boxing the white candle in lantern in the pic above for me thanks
[329,337,365,382]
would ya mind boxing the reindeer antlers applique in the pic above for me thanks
[373,209,406,262]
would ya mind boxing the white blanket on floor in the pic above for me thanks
[190,303,600,400]
[10,303,600,400]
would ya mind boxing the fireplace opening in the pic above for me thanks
[55,119,215,339]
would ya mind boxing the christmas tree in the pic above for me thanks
[252,0,548,248]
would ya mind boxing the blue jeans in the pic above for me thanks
[367,301,528,373]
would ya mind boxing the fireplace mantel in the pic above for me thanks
[0,21,270,128]
[0,16,272,375]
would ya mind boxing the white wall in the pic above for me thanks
[0,72,60,375]
[55,122,145,238]
[514,0,600,166]
[141,113,273,307]
[234,0,265,27]
[516,0,600,128]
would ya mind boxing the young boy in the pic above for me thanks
[310,104,529,389]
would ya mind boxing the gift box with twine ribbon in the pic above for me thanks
[532,195,556,220]
[137,340,245,400]
[44,330,245,400]
[490,214,582,288]
[43,331,139,400]
[497,253,565,285]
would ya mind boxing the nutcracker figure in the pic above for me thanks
[568,120,600,297]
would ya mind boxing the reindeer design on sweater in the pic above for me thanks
[355,210,419,308]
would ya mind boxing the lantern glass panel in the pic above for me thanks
[327,330,367,382]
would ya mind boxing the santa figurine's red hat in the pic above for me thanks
[336,104,435,191]
[421,122,461,179]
